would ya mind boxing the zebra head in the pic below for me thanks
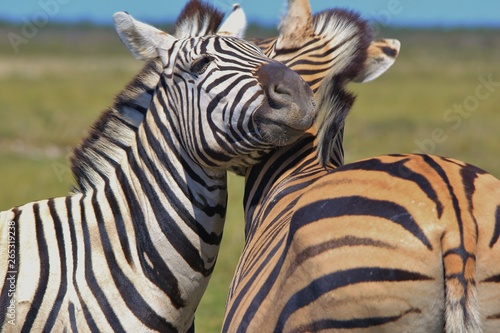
[255,0,401,166]
[270,0,401,92]
[113,12,315,169]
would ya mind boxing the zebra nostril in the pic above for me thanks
[268,82,294,109]
[274,82,293,97]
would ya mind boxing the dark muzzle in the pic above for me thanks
[254,61,316,146]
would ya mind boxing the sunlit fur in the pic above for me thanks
[223,2,500,333]
[229,152,500,332]
[261,9,370,95]
[0,3,315,331]
[172,0,224,38]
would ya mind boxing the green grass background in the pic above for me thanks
[0,25,499,332]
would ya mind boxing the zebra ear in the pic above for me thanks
[113,12,177,61]
[276,0,314,49]
[353,39,401,83]
[217,4,247,38]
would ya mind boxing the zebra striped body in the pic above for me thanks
[223,1,500,332]
[1,186,208,332]
[227,153,500,332]
[279,154,500,332]
[0,5,315,331]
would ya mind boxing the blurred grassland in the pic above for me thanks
[0,24,499,332]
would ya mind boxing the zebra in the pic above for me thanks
[0,6,316,333]
[58,2,400,331]
[223,1,500,333]
[229,0,400,175]
[222,2,399,329]
[221,0,399,329]
[71,0,248,192]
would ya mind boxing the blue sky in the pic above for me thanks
[1,0,499,27]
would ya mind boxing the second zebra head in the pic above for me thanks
[114,12,315,170]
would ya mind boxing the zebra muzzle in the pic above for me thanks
[254,61,316,146]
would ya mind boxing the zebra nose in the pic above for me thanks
[255,61,315,130]
[258,61,305,109]
[253,61,315,146]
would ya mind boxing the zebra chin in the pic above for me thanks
[254,114,313,146]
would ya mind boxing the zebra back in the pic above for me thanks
[232,154,500,332]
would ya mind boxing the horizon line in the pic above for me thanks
[0,15,499,30]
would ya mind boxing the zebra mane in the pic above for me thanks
[70,1,227,191]
[312,9,372,167]
[312,9,372,82]
[70,60,162,191]
[172,0,225,38]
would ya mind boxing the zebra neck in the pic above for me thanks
[107,89,227,312]
[86,102,227,324]
[243,131,344,239]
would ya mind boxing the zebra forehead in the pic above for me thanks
[311,9,372,80]
[270,8,372,81]
[183,36,265,60]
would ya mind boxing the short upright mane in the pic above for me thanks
[70,60,162,192]
[313,9,372,81]
[70,0,227,192]
[172,0,225,38]
[312,9,372,167]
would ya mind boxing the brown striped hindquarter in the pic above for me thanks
[222,1,499,332]
[224,154,500,332]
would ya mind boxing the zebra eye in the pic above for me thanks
[190,55,214,75]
